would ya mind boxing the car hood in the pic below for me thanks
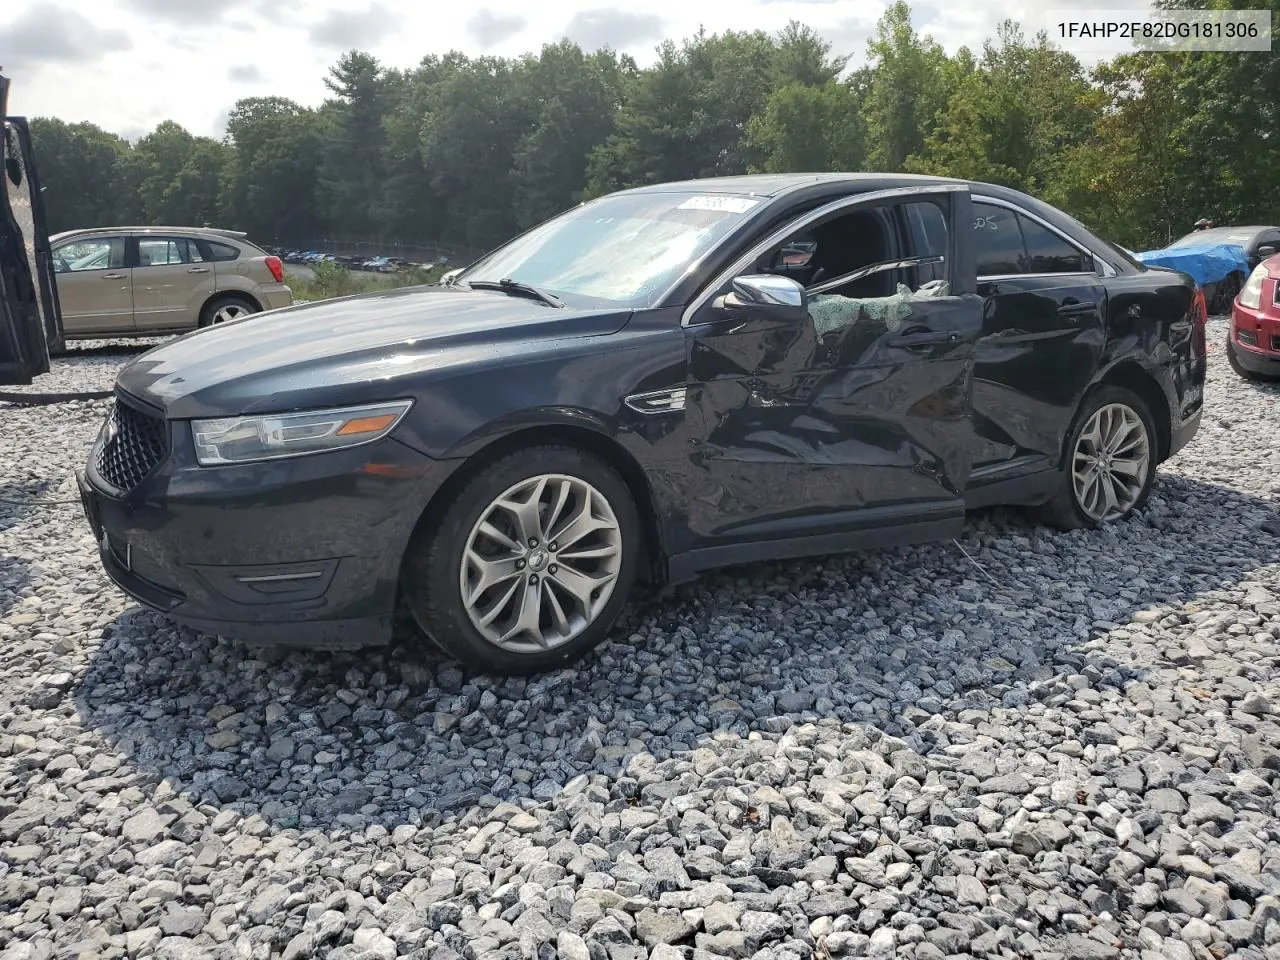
[116,285,632,419]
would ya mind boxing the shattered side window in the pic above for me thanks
[808,281,952,337]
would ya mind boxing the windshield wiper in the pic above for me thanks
[465,277,563,308]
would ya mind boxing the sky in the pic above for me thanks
[0,0,1148,142]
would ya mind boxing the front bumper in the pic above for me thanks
[77,407,459,649]
[1229,339,1280,376]
[1231,296,1280,375]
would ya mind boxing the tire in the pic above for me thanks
[402,445,642,675]
[199,294,259,328]
[1035,385,1158,532]
[1213,272,1244,315]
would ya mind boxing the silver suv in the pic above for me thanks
[50,226,293,339]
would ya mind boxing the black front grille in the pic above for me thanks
[95,400,168,492]
[1272,334,1280,352]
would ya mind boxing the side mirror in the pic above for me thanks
[1258,245,1276,258]
[720,274,808,322]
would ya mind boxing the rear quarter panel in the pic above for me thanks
[1098,270,1204,450]
[214,257,289,308]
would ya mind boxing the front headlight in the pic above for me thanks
[191,400,413,466]
[1238,263,1268,310]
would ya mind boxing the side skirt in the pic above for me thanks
[964,462,1060,511]
[665,513,964,588]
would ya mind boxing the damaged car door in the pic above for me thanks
[0,73,64,385]
[679,185,984,562]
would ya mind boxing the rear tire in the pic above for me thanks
[199,294,259,328]
[1035,385,1158,532]
[402,445,641,675]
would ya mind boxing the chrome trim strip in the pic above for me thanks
[977,271,1100,282]
[680,184,967,327]
[234,571,326,584]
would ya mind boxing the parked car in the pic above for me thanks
[71,174,1206,675]
[1227,251,1280,380]
[1165,224,1280,312]
[49,226,292,340]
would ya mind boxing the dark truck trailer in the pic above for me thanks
[0,70,66,386]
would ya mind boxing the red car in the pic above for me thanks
[1228,253,1280,380]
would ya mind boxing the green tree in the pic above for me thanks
[1159,0,1280,227]
[510,43,624,228]
[418,55,535,249]
[862,2,958,170]
[223,96,324,245]
[908,21,1098,193]
[745,81,865,173]
[319,51,389,239]
[1048,54,1186,249]
[28,119,137,231]
[130,121,202,223]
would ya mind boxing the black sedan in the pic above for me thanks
[75,174,1207,674]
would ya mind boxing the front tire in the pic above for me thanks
[1036,386,1158,531]
[403,445,641,675]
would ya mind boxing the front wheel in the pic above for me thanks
[402,445,641,675]
[1036,386,1158,531]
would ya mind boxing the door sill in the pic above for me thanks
[667,513,964,585]
[964,464,1058,509]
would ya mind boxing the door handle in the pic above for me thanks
[103,273,126,279]
[187,267,210,274]
[1057,299,1096,316]
[888,330,960,349]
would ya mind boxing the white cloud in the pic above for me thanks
[2,0,1151,139]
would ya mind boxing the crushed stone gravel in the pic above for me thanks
[0,320,1278,960]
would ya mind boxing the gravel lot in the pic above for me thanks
[1,319,1278,960]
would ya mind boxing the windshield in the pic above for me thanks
[1169,229,1255,248]
[457,191,765,308]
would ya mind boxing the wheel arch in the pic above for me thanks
[398,422,668,590]
[200,289,262,322]
[1091,360,1172,462]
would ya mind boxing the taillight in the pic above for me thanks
[1192,287,1207,357]
[265,255,284,284]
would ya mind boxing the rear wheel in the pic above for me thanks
[402,445,641,674]
[199,294,259,327]
[1036,386,1157,531]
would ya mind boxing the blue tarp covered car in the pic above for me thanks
[1132,241,1250,287]
[1132,241,1251,313]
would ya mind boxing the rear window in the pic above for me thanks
[1020,218,1091,273]
[205,241,240,261]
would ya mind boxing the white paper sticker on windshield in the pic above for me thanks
[677,195,762,213]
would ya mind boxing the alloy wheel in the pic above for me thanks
[1071,402,1151,522]
[459,473,623,653]
[213,303,251,323]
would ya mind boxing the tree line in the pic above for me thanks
[28,0,1280,257]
